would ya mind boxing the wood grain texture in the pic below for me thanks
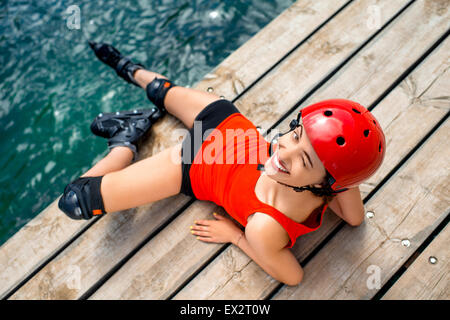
[175,6,450,299]
[4,0,449,301]
[273,118,450,299]
[91,0,412,300]
[194,0,350,97]
[382,223,449,300]
[0,199,90,299]
[2,0,349,299]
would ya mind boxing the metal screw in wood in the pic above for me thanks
[401,239,411,247]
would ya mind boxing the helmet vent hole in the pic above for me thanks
[379,142,382,152]
[352,108,361,114]
[324,110,333,117]
[373,120,377,126]
[364,129,370,137]
[336,136,346,146]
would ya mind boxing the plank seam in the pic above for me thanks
[231,0,355,104]
[264,0,417,137]
[2,0,355,300]
[79,198,196,300]
[373,212,450,300]
[79,0,360,300]
[267,110,450,300]
[367,28,450,111]
[2,216,100,300]
[265,27,450,300]
[8,0,425,300]
[364,112,450,205]
[169,0,419,300]
[166,243,231,300]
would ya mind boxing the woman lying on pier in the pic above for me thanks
[59,43,385,286]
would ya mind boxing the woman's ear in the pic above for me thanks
[313,177,328,189]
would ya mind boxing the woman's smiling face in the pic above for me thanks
[264,124,327,189]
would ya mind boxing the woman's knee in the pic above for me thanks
[164,87,220,128]
[58,176,106,220]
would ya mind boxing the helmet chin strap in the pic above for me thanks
[274,172,348,196]
[275,180,334,196]
[258,111,348,196]
[268,111,302,157]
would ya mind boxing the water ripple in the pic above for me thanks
[0,0,295,245]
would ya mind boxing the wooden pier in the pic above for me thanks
[1,0,449,300]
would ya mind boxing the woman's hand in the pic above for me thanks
[191,213,243,244]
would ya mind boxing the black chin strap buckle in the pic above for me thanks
[268,111,302,157]
[289,111,302,131]
[325,173,349,194]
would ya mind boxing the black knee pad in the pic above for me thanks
[146,77,176,112]
[58,176,106,220]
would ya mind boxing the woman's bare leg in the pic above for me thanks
[134,69,221,129]
[69,68,219,215]
[81,146,134,178]
[100,144,182,213]
[80,144,183,213]
[84,70,220,212]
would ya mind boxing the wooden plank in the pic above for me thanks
[0,0,349,299]
[174,7,450,299]
[382,223,449,300]
[195,0,351,95]
[273,118,450,300]
[0,199,91,299]
[89,0,413,300]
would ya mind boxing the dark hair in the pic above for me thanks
[293,181,335,204]
[277,173,336,204]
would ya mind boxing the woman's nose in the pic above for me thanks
[280,138,299,165]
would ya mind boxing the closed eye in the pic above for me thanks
[295,125,314,169]
[292,125,303,140]
[292,128,307,167]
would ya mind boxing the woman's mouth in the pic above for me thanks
[271,152,289,174]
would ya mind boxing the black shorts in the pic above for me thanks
[179,99,241,198]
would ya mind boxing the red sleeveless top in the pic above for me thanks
[189,113,328,248]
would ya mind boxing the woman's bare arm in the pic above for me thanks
[234,213,304,286]
[192,212,302,285]
[328,186,365,226]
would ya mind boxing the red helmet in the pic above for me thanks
[300,99,386,191]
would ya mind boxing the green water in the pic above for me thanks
[0,0,295,245]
